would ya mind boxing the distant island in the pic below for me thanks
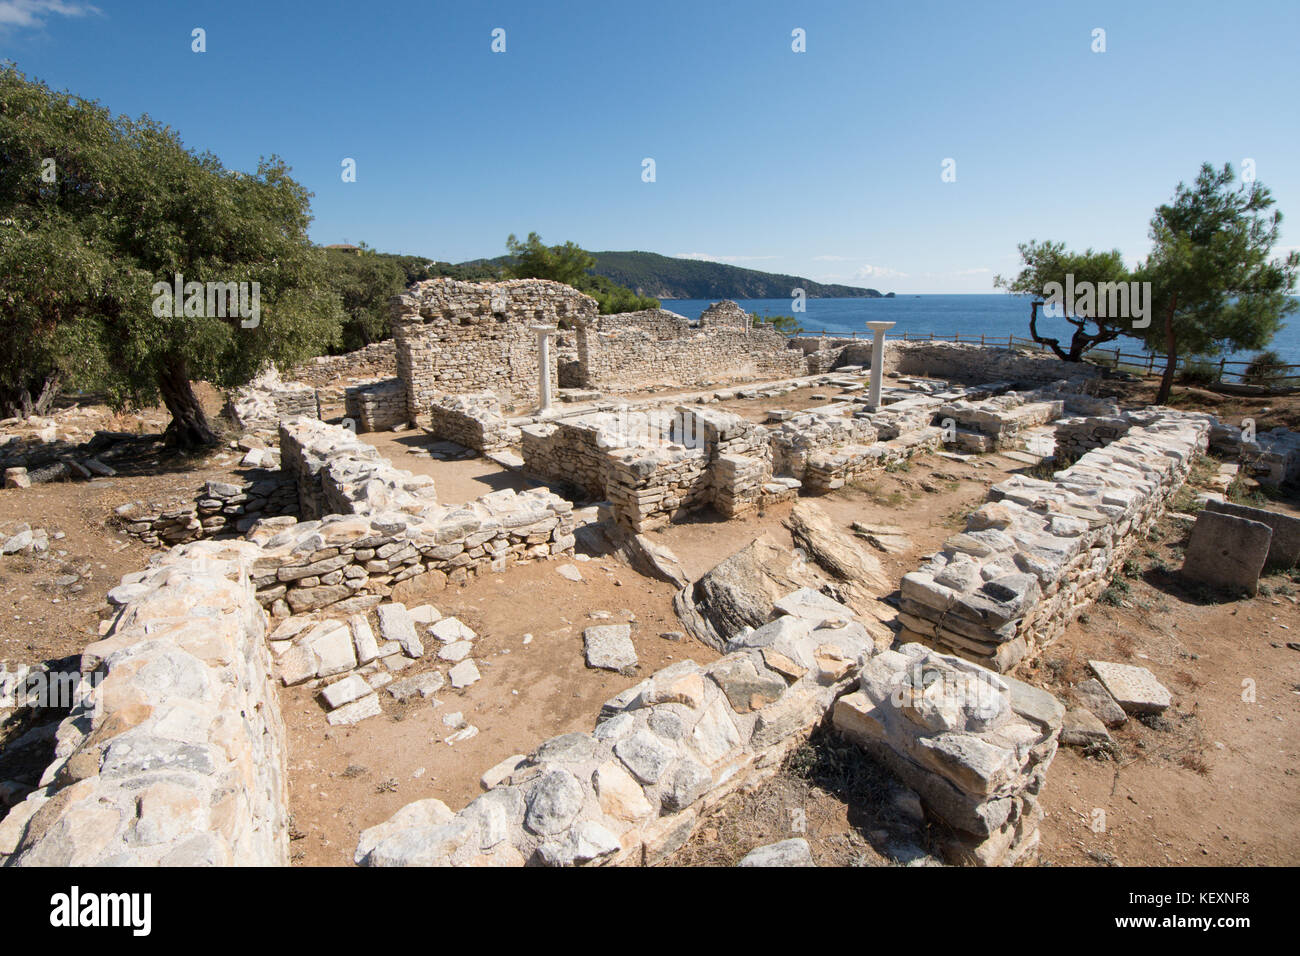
[459,249,886,300]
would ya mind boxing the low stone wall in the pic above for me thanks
[392,278,598,419]
[0,542,290,866]
[114,474,297,546]
[521,406,773,530]
[344,378,409,432]
[262,418,575,615]
[291,340,397,388]
[898,412,1211,671]
[887,341,1104,386]
[1209,422,1300,487]
[428,393,520,453]
[937,393,1064,453]
[769,406,879,479]
[356,586,1062,867]
[572,303,806,391]
[223,367,320,437]
[833,643,1063,865]
[803,428,944,494]
[354,590,876,867]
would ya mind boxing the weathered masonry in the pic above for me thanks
[391,278,598,422]
[899,410,1212,671]
[567,301,806,392]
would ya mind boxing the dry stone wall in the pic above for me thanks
[898,412,1212,671]
[521,406,773,530]
[833,643,1063,865]
[344,378,408,432]
[115,474,297,546]
[0,541,289,866]
[354,589,877,867]
[392,279,598,419]
[427,393,521,453]
[223,367,320,437]
[260,418,576,615]
[572,303,806,391]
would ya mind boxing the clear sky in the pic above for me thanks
[4,0,1298,293]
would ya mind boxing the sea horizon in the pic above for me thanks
[663,294,1300,368]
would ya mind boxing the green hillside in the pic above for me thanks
[461,250,883,300]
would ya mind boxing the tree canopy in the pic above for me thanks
[993,240,1134,362]
[504,232,660,314]
[1136,163,1299,402]
[0,66,344,445]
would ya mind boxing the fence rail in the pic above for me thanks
[786,328,1300,386]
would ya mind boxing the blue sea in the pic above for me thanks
[662,294,1300,368]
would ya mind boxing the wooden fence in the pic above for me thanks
[787,329,1300,386]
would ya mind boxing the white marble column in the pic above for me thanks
[533,325,557,416]
[865,321,895,410]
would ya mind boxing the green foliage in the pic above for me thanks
[321,245,498,351]
[0,66,344,442]
[753,313,802,335]
[1177,357,1220,385]
[1136,163,1299,401]
[994,240,1135,361]
[503,232,659,315]
[585,250,882,300]
[1242,349,1291,387]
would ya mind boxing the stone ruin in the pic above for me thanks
[566,301,806,392]
[391,278,598,423]
[8,314,1300,869]
[899,409,1210,671]
[520,405,774,532]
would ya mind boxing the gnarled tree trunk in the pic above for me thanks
[158,360,219,449]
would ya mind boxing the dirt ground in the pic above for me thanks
[2,374,1298,868]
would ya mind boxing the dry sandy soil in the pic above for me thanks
[2,374,1298,868]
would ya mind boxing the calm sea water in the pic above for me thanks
[662,294,1300,366]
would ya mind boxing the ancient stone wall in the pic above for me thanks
[833,643,1063,865]
[223,367,320,437]
[261,418,576,615]
[356,586,1062,868]
[354,590,876,867]
[521,406,773,530]
[0,542,290,866]
[427,393,521,453]
[291,340,397,388]
[898,412,1212,671]
[391,279,598,420]
[344,378,408,432]
[572,303,806,391]
[115,474,297,546]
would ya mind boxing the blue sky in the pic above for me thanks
[4,0,1298,293]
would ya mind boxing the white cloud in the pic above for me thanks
[855,263,910,279]
[0,0,98,29]
[675,252,780,264]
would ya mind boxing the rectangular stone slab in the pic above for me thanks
[1181,509,1271,597]
[1204,499,1300,569]
[1087,660,1171,714]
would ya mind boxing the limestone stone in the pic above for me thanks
[1181,509,1271,596]
[1060,707,1112,747]
[377,602,424,658]
[583,624,637,671]
[327,693,382,725]
[738,838,815,867]
[1088,661,1172,714]
[321,674,372,709]
[1071,678,1127,727]
[386,671,445,701]
[448,660,480,688]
